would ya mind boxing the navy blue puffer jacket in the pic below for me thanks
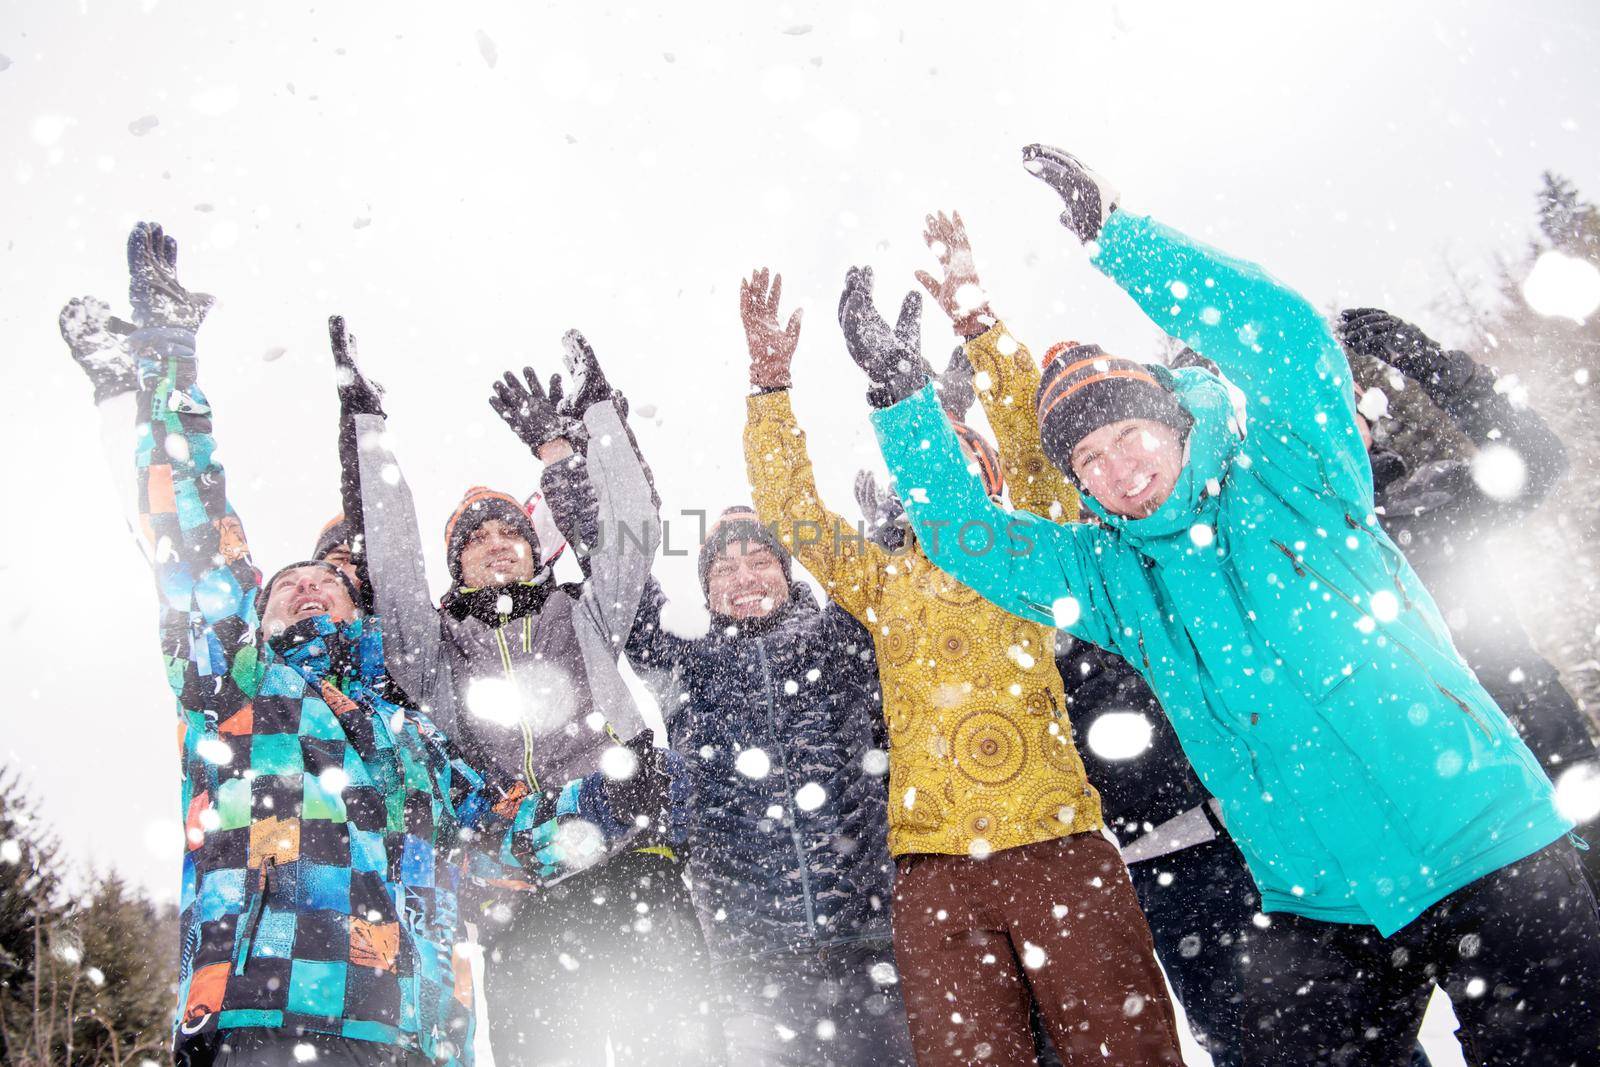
[628,578,894,964]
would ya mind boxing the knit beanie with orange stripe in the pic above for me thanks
[1035,342,1190,470]
[949,422,1004,498]
[443,487,541,585]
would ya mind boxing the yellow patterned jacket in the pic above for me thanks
[744,322,1103,858]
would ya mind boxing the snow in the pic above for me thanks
[599,744,638,781]
[196,736,233,765]
[734,747,771,780]
[0,839,19,864]
[316,767,349,794]
[1021,941,1047,969]
[1470,444,1528,501]
[794,781,826,811]
[1555,762,1600,824]
[1086,712,1154,761]
[1521,249,1600,322]
[465,676,522,726]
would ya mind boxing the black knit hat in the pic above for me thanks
[312,513,355,562]
[1035,342,1191,471]
[698,506,793,592]
[261,559,362,616]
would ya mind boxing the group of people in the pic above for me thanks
[59,144,1600,1067]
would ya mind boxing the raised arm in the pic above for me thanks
[869,383,1115,649]
[486,336,661,650]
[914,208,1081,522]
[741,268,891,620]
[334,322,457,723]
[123,223,260,711]
[1339,307,1569,505]
[1021,145,1370,505]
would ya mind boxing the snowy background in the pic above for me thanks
[2,2,1598,1061]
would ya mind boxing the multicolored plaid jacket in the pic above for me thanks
[132,327,634,1064]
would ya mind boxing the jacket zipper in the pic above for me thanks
[232,855,275,975]
[495,624,540,792]
[755,639,816,934]
[1271,540,1492,738]
[1342,513,1412,610]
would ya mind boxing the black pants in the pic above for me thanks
[1237,839,1600,1066]
[481,849,723,1067]
[718,940,915,1066]
[1129,835,1260,1067]
[208,1030,427,1066]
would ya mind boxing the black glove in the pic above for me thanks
[489,366,575,453]
[1337,308,1463,388]
[59,296,138,402]
[1020,144,1119,243]
[837,266,929,408]
[329,316,386,417]
[601,732,676,828]
[937,343,977,420]
[555,329,630,418]
[854,469,909,551]
[126,221,214,331]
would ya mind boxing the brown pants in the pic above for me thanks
[892,832,1183,1066]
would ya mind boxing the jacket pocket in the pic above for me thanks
[231,856,275,975]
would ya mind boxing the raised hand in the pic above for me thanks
[914,210,994,339]
[740,267,803,390]
[125,221,214,330]
[936,343,977,421]
[1020,144,1120,244]
[59,295,138,401]
[329,316,386,417]
[1338,308,1447,382]
[489,365,573,454]
[837,265,929,407]
[556,329,625,417]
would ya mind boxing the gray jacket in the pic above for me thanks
[355,399,661,799]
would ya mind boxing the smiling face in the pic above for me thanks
[261,565,356,636]
[706,540,791,620]
[458,518,536,589]
[318,543,361,591]
[1069,418,1186,519]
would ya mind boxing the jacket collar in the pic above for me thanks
[441,570,557,625]
[268,614,385,689]
[1078,366,1244,552]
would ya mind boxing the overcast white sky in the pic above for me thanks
[2,1,1597,904]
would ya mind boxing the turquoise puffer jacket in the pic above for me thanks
[871,211,1568,935]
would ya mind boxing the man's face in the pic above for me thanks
[707,540,790,619]
[318,543,361,591]
[1069,418,1186,519]
[261,565,356,636]
[459,518,536,588]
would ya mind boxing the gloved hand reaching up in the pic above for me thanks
[126,221,214,331]
[1338,308,1469,390]
[329,315,386,417]
[914,210,994,340]
[489,366,578,460]
[59,296,137,402]
[838,265,929,408]
[1020,144,1120,244]
[741,267,803,390]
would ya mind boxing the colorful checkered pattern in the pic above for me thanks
[132,329,630,1064]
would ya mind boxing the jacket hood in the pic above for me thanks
[1077,365,1244,549]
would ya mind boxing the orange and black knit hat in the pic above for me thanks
[443,487,541,584]
[949,422,1004,498]
[1035,342,1190,470]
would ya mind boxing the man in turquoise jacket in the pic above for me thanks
[860,147,1600,1065]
